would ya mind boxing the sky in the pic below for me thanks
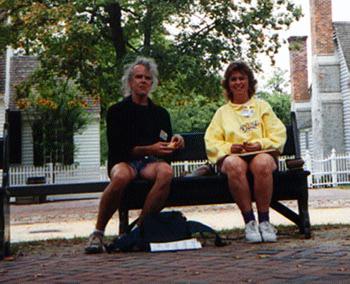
[258,0,350,91]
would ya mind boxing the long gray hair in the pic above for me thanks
[121,57,159,97]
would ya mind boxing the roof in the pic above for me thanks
[334,22,350,71]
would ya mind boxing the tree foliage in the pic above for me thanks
[257,68,291,125]
[2,1,302,163]
[2,0,302,112]
[152,72,224,133]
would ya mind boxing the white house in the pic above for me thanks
[0,49,101,168]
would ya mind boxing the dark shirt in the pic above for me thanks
[107,96,173,173]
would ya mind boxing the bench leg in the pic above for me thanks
[271,197,311,239]
[271,201,300,225]
[118,208,129,235]
[297,190,311,239]
[0,192,11,260]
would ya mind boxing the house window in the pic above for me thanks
[8,110,22,164]
[33,122,74,166]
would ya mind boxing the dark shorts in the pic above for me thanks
[218,152,278,172]
[128,156,160,176]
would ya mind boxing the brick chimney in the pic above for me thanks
[310,0,334,55]
[288,36,309,102]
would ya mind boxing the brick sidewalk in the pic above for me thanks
[1,226,350,283]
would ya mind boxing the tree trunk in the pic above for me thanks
[105,2,127,62]
[143,5,152,56]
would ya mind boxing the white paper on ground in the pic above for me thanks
[150,238,202,252]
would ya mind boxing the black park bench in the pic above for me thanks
[0,111,310,259]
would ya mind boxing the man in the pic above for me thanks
[85,57,184,254]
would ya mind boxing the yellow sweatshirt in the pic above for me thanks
[204,97,287,164]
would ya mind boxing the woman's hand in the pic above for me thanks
[243,142,261,152]
[231,144,245,154]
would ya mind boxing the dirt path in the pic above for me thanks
[11,189,350,225]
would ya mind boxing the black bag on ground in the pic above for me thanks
[106,211,225,253]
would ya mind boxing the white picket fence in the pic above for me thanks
[4,161,210,186]
[304,149,350,188]
[6,163,109,186]
[0,150,349,188]
[0,158,287,186]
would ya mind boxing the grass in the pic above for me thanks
[334,185,350,190]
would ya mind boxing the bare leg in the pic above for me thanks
[137,161,173,224]
[221,155,251,213]
[249,153,277,212]
[95,163,136,231]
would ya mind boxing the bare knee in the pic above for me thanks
[109,165,135,191]
[156,164,173,183]
[221,156,247,178]
[250,154,276,176]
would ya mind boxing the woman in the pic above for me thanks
[205,61,286,243]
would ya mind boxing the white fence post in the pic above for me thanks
[331,148,337,187]
[184,161,189,174]
[48,162,54,184]
[304,150,313,188]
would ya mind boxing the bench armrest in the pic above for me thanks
[285,158,305,170]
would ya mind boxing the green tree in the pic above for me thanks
[2,1,302,162]
[257,68,291,125]
[153,72,224,133]
[16,73,91,165]
[2,0,302,112]
[0,8,10,50]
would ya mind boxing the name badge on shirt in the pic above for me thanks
[241,106,254,117]
[159,130,168,141]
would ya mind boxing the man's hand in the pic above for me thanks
[231,144,245,154]
[243,142,261,152]
[132,135,184,158]
[168,134,185,150]
[150,141,175,156]
[132,142,174,157]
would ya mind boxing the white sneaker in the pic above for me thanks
[245,220,262,243]
[259,221,277,242]
[85,232,105,254]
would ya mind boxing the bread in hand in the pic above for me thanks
[167,142,176,149]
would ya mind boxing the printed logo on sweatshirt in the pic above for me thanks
[240,120,259,133]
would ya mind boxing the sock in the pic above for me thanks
[258,211,270,223]
[242,210,255,224]
[93,229,105,236]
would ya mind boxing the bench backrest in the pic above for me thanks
[171,112,300,162]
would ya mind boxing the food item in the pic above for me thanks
[167,142,176,149]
